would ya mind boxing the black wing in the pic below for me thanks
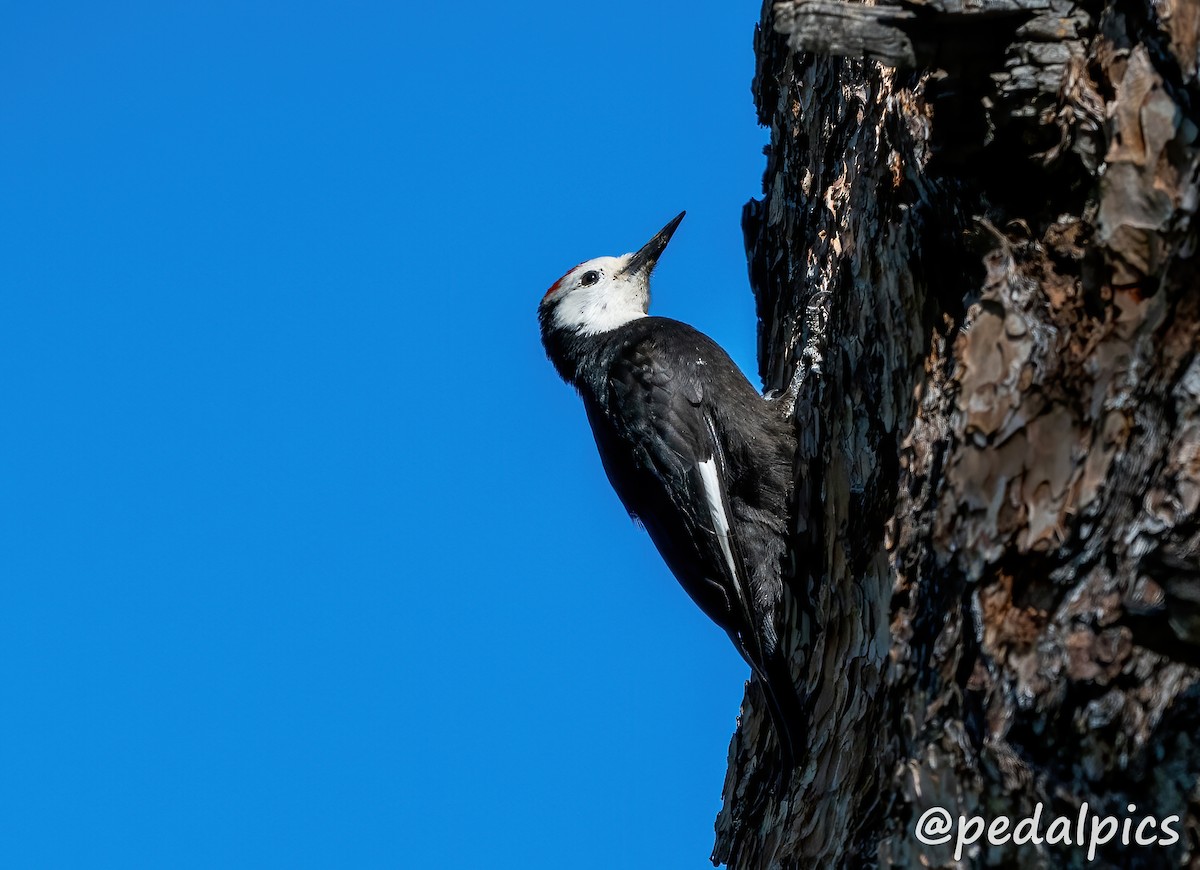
[583,336,767,670]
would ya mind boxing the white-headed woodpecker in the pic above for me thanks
[538,212,803,769]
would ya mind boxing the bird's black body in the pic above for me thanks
[542,307,803,766]
[543,316,794,648]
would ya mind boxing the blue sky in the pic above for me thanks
[2,3,770,866]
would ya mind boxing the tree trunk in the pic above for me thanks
[713,0,1200,866]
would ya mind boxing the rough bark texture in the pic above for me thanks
[713,0,1200,866]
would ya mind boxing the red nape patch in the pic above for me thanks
[542,262,585,302]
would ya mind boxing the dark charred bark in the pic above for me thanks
[714,0,1200,866]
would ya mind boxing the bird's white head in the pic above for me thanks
[540,212,685,338]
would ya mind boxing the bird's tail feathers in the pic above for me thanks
[740,634,806,785]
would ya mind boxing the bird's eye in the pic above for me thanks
[580,270,600,287]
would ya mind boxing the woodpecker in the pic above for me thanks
[539,212,803,769]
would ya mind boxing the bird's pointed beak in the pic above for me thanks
[621,211,685,278]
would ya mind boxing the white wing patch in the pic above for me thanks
[697,458,741,586]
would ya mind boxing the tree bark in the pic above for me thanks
[714,0,1200,866]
